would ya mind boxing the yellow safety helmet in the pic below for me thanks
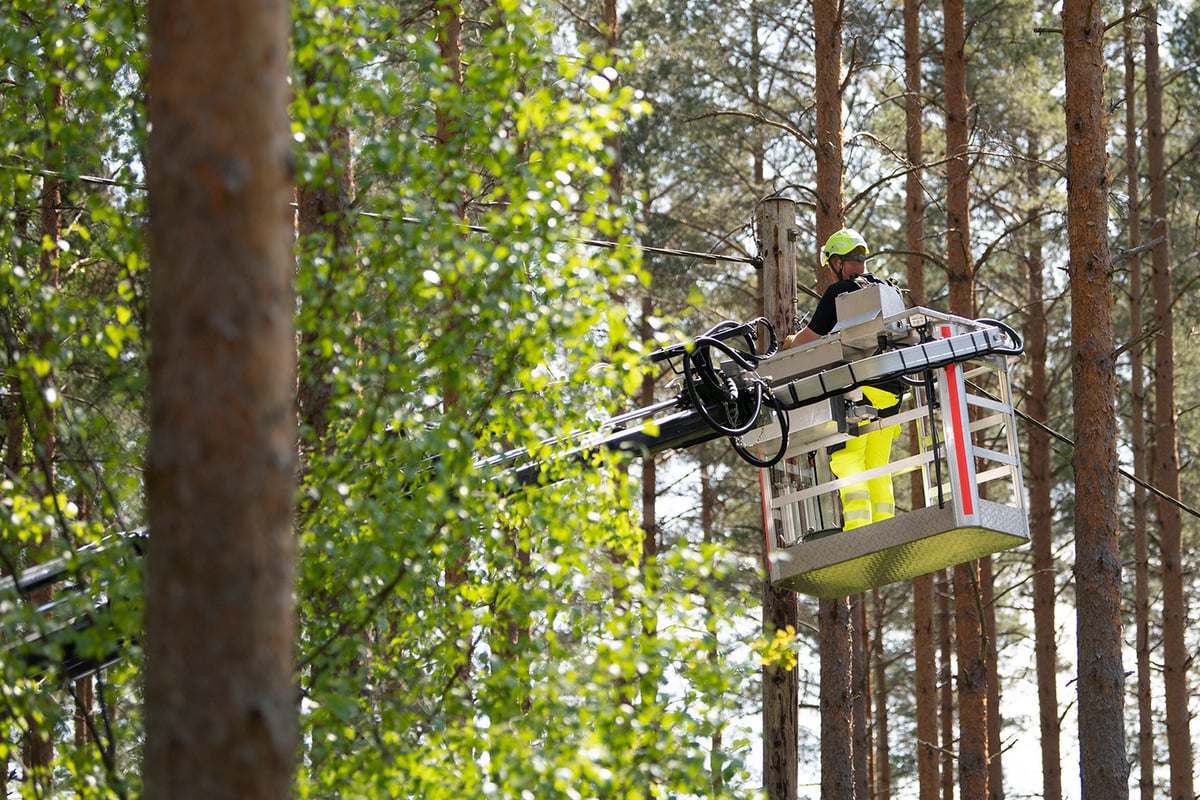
[822,227,869,266]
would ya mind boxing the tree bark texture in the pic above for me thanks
[904,5,938,792]
[25,55,64,795]
[953,561,989,799]
[812,6,856,795]
[937,569,955,800]
[913,572,939,800]
[701,459,726,796]
[982,556,1003,799]
[1123,11,1154,799]
[1062,0,1129,795]
[942,0,990,792]
[941,0,973,319]
[144,1,297,797]
[903,0,927,309]
[872,589,891,800]
[638,293,662,722]
[813,0,845,261]
[1022,169,1063,800]
[820,596,855,799]
[758,198,800,800]
[1145,9,1194,799]
[852,596,870,800]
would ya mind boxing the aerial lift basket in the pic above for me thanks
[750,312,1029,598]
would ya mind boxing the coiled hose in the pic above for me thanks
[677,319,791,468]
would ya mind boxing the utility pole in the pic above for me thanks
[756,197,799,800]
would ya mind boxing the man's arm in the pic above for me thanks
[785,281,852,349]
[784,326,820,349]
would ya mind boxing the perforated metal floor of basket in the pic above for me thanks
[769,500,1029,597]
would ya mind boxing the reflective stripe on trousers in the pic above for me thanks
[830,424,898,530]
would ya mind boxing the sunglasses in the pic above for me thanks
[840,254,868,263]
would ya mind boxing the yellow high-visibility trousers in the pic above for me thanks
[831,386,900,530]
[830,425,898,530]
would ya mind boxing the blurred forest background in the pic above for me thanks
[2,0,1199,798]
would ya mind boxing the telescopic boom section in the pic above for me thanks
[491,288,1023,485]
[1,530,146,683]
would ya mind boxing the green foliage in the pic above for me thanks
[0,3,766,791]
[14,0,1200,795]
[1,2,149,796]
[288,2,754,798]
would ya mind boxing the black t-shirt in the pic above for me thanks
[807,273,888,335]
[808,272,904,409]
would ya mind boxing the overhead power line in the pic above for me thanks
[2,162,760,267]
[972,381,1200,521]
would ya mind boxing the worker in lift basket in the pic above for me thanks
[783,227,903,531]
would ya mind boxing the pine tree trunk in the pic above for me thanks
[73,677,93,746]
[812,2,855,794]
[953,561,988,798]
[937,569,955,800]
[903,0,927,311]
[942,0,989,793]
[1023,160,1063,800]
[813,0,844,246]
[701,459,726,796]
[24,53,65,795]
[1144,8,1194,798]
[1062,0,1129,794]
[913,572,939,799]
[982,557,1003,799]
[143,1,297,796]
[942,0,973,320]
[904,3,938,792]
[637,293,662,728]
[1122,11,1154,798]
[820,597,855,798]
[852,596,870,800]
[435,0,469,598]
[872,589,891,800]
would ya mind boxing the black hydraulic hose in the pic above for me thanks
[922,367,946,508]
[976,318,1024,355]
[678,318,791,466]
[732,390,790,468]
[683,331,766,437]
